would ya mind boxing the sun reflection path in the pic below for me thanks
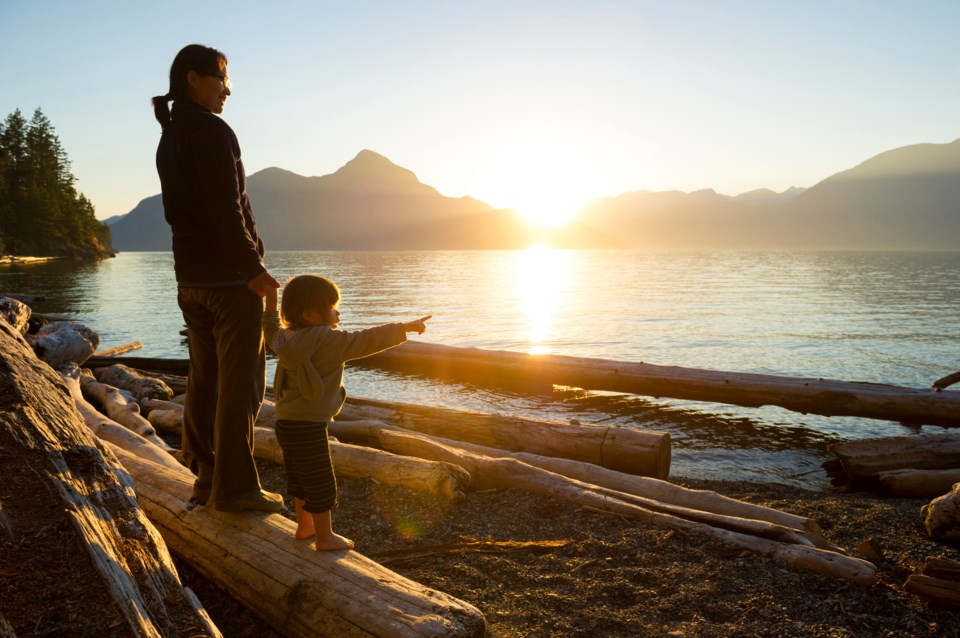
[514,245,573,355]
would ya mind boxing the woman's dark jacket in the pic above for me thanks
[155,100,266,285]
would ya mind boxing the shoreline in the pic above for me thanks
[0,255,64,264]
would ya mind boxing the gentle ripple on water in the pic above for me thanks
[3,249,958,489]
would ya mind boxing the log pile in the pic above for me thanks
[823,431,960,497]
[904,557,960,608]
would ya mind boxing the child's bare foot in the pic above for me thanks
[295,528,316,541]
[294,498,315,539]
[314,532,354,551]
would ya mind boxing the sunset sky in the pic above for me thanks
[1,1,958,223]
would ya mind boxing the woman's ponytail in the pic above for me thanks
[151,94,172,130]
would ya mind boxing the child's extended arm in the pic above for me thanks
[264,286,278,313]
[402,315,432,335]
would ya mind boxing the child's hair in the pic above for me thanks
[280,274,341,329]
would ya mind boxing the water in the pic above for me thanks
[3,249,958,489]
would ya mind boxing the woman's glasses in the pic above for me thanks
[206,72,232,90]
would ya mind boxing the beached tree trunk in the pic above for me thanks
[354,341,960,427]
[253,425,470,500]
[93,363,173,400]
[111,447,487,638]
[921,482,960,545]
[329,420,875,584]
[0,321,220,637]
[340,397,671,478]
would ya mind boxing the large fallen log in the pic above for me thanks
[827,432,960,485]
[329,420,874,583]
[89,349,960,427]
[0,321,219,637]
[253,425,471,501]
[922,482,960,545]
[353,341,960,427]
[111,447,487,638]
[340,397,671,478]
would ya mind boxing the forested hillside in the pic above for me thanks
[0,109,113,259]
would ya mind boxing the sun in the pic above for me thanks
[478,142,604,228]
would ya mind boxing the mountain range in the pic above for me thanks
[109,140,960,251]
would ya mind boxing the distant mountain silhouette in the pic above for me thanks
[581,138,960,249]
[108,150,621,251]
[110,141,960,251]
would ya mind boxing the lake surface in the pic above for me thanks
[3,249,958,489]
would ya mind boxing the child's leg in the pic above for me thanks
[312,509,354,551]
[293,498,315,540]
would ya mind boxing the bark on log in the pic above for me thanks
[353,341,960,427]
[111,447,487,638]
[828,432,960,482]
[903,574,960,608]
[26,320,99,368]
[78,369,175,452]
[876,468,960,498]
[341,425,875,584]
[919,556,960,581]
[340,397,670,478]
[0,296,30,334]
[253,426,470,500]
[921,482,960,545]
[0,321,220,637]
[93,363,174,400]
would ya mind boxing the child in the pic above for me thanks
[263,274,430,551]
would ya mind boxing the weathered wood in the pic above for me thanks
[147,408,184,434]
[59,366,186,474]
[253,425,470,500]
[78,369,176,452]
[876,468,960,498]
[93,363,174,400]
[828,432,960,481]
[920,556,960,581]
[111,447,487,638]
[352,341,960,427]
[329,417,819,535]
[140,397,187,414]
[341,397,670,478]
[350,426,875,584]
[0,296,30,334]
[903,574,960,608]
[94,341,144,358]
[933,371,960,392]
[0,321,220,637]
[26,320,99,368]
[921,482,960,545]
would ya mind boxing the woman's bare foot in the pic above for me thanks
[314,532,354,551]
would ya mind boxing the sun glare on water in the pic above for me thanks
[514,245,573,354]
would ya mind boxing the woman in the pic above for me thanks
[152,44,281,512]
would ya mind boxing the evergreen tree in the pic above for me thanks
[0,107,112,258]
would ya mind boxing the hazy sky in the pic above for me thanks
[1,0,958,221]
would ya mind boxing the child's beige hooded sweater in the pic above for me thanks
[262,310,407,422]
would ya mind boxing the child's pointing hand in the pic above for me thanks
[404,315,432,335]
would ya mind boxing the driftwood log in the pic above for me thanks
[877,468,960,499]
[27,320,99,368]
[826,432,960,493]
[904,557,960,608]
[78,369,176,453]
[341,397,671,478]
[253,425,471,501]
[0,321,220,637]
[93,341,144,358]
[922,482,960,545]
[94,363,174,400]
[88,349,960,427]
[329,420,876,584]
[112,447,487,638]
[933,371,960,392]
